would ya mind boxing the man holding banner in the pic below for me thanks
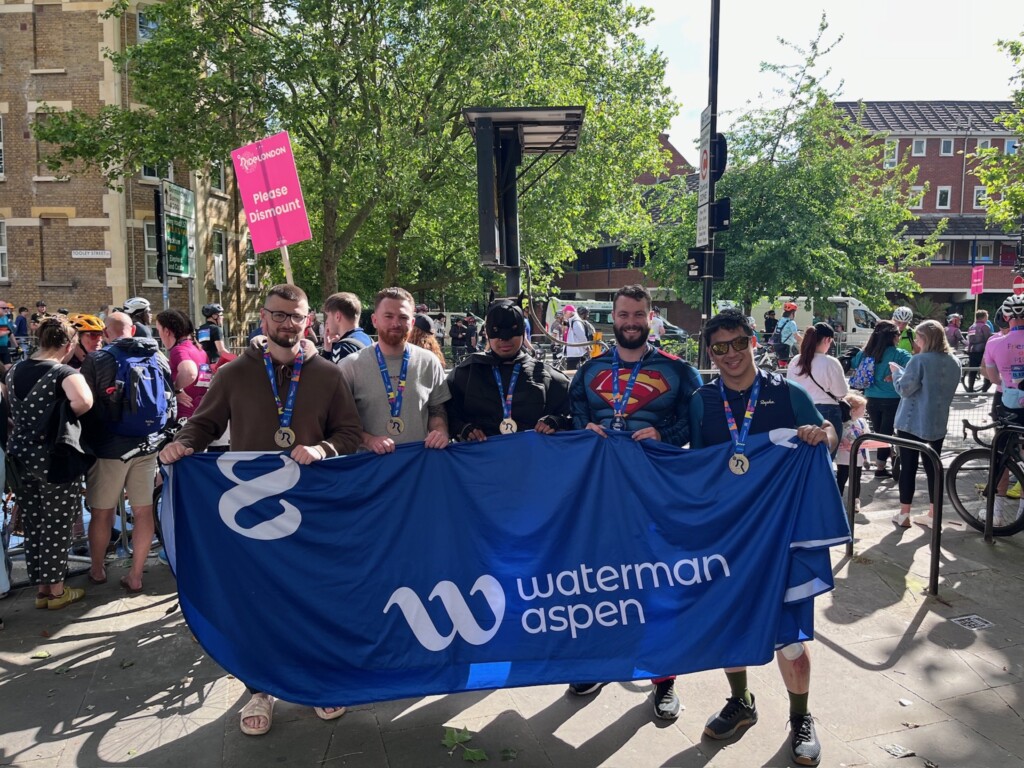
[690,308,837,767]
[565,284,703,721]
[339,287,451,453]
[159,282,362,735]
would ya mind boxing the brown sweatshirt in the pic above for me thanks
[174,345,361,456]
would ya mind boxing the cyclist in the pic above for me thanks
[198,303,234,366]
[773,302,800,367]
[122,297,154,339]
[66,313,105,370]
[892,306,916,354]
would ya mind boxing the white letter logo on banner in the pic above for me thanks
[384,575,506,651]
[217,454,302,540]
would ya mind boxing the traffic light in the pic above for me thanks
[710,133,728,183]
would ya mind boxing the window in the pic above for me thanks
[883,139,898,169]
[977,139,991,151]
[141,162,171,182]
[245,240,258,288]
[975,242,994,264]
[909,185,925,210]
[212,228,226,290]
[0,116,5,175]
[0,221,7,280]
[143,221,159,281]
[974,186,988,209]
[936,186,952,209]
[137,10,158,41]
[931,242,951,264]
[1008,139,1020,156]
[940,138,954,156]
[210,160,225,192]
[912,138,926,156]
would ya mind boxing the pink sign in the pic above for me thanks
[971,265,985,296]
[231,131,311,254]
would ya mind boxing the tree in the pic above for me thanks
[640,16,939,315]
[974,33,1024,231]
[35,0,675,304]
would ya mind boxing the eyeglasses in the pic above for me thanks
[709,336,752,356]
[263,308,308,325]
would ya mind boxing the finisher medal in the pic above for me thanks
[729,453,750,475]
[492,364,522,436]
[719,374,761,477]
[500,418,518,434]
[376,344,410,440]
[274,427,296,448]
[386,417,405,436]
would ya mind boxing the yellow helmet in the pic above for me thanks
[68,313,106,333]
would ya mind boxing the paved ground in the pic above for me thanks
[3,465,1024,768]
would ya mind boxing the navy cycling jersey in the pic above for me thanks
[567,345,703,447]
[690,369,822,449]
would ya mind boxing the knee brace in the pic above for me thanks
[780,642,805,661]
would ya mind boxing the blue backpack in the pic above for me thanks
[106,346,170,437]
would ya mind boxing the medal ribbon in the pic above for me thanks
[718,374,761,456]
[263,346,305,429]
[375,344,410,418]
[491,363,522,421]
[612,348,645,418]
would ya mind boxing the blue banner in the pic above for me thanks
[162,429,849,707]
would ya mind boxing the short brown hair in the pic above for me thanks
[324,292,362,322]
[374,287,414,309]
[156,308,194,341]
[613,284,651,311]
[266,284,308,304]
[37,316,76,351]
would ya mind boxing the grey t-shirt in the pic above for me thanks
[340,342,451,446]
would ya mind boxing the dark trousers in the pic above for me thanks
[836,464,859,498]
[967,348,990,390]
[896,430,944,505]
[865,397,899,463]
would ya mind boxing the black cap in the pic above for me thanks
[413,314,433,333]
[36,300,46,307]
[486,300,525,340]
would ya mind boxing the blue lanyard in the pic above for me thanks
[612,348,645,418]
[375,344,410,418]
[262,346,305,428]
[718,374,761,455]
[492,363,522,420]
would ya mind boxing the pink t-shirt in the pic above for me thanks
[983,328,1024,407]
[169,339,212,418]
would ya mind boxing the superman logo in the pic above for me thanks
[590,368,671,412]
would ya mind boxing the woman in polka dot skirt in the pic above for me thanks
[6,317,94,609]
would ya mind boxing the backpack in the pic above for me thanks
[582,320,595,342]
[105,345,170,437]
[848,353,875,391]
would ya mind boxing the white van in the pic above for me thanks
[750,296,880,350]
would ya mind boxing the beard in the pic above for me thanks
[614,323,650,349]
[379,327,410,347]
[267,329,301,348]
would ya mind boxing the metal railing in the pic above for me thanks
[848,432,944,596]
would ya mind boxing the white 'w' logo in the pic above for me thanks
[384,575,505,651]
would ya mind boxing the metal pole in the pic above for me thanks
[155,188,170,310]
[699,0,722,370]
[500,134,522,296]
[280,245,294,285]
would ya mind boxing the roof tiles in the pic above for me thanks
[834,101,1014,134]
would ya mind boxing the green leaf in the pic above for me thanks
[500,748,518,761]
[31,651,51,659]
[462,747,488,762]
[442,726,473,749]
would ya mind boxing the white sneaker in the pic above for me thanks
[993,496,1011,527]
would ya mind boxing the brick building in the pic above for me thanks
[835,101,1022,310]
[0,1,262,337]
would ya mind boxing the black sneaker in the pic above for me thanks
[873,468,892,478]
[653,679,680,720]
[567,682,601,696]
[789,713,821,766]
[703,694,758,739]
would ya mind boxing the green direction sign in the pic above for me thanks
[161,180,196,278]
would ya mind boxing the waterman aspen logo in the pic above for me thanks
[384,576,505,651]
[216,454,302,540]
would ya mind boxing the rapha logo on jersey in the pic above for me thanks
[217,454,302,540]
[384,575,505,652]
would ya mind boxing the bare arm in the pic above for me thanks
[62,372,94,417]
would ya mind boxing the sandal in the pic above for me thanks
[314,706,347,721]
[47,587,85,610]
[891,512,911,528]
[240,694,275,736]
[119,576,144,595]
[88,571,107,585]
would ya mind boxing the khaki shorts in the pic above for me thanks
[86,454,158,509]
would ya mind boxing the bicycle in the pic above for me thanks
[945,416,1024,536]
[753,345,779,372]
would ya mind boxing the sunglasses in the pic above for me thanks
[709,336,752,356]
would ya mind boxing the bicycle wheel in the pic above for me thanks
[961,370,981,393]
[946,448,1024,535]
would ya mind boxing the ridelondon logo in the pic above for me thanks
[236,145,287,173]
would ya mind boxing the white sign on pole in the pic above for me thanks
[698,106,712,207]
[697,204,709,248]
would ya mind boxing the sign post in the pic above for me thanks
[971,265,985,316]
[231,131,312,285]
[1013,275,1024,296]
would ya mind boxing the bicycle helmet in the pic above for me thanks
[202,303,224,318]
[123,296,151,314]
[892,306,914,323]
[1001,294,1024,319]
[783,302,798,312]
[946,313,962,323]
[68,313,105,333]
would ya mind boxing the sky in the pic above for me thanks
[637,0,1024,161]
